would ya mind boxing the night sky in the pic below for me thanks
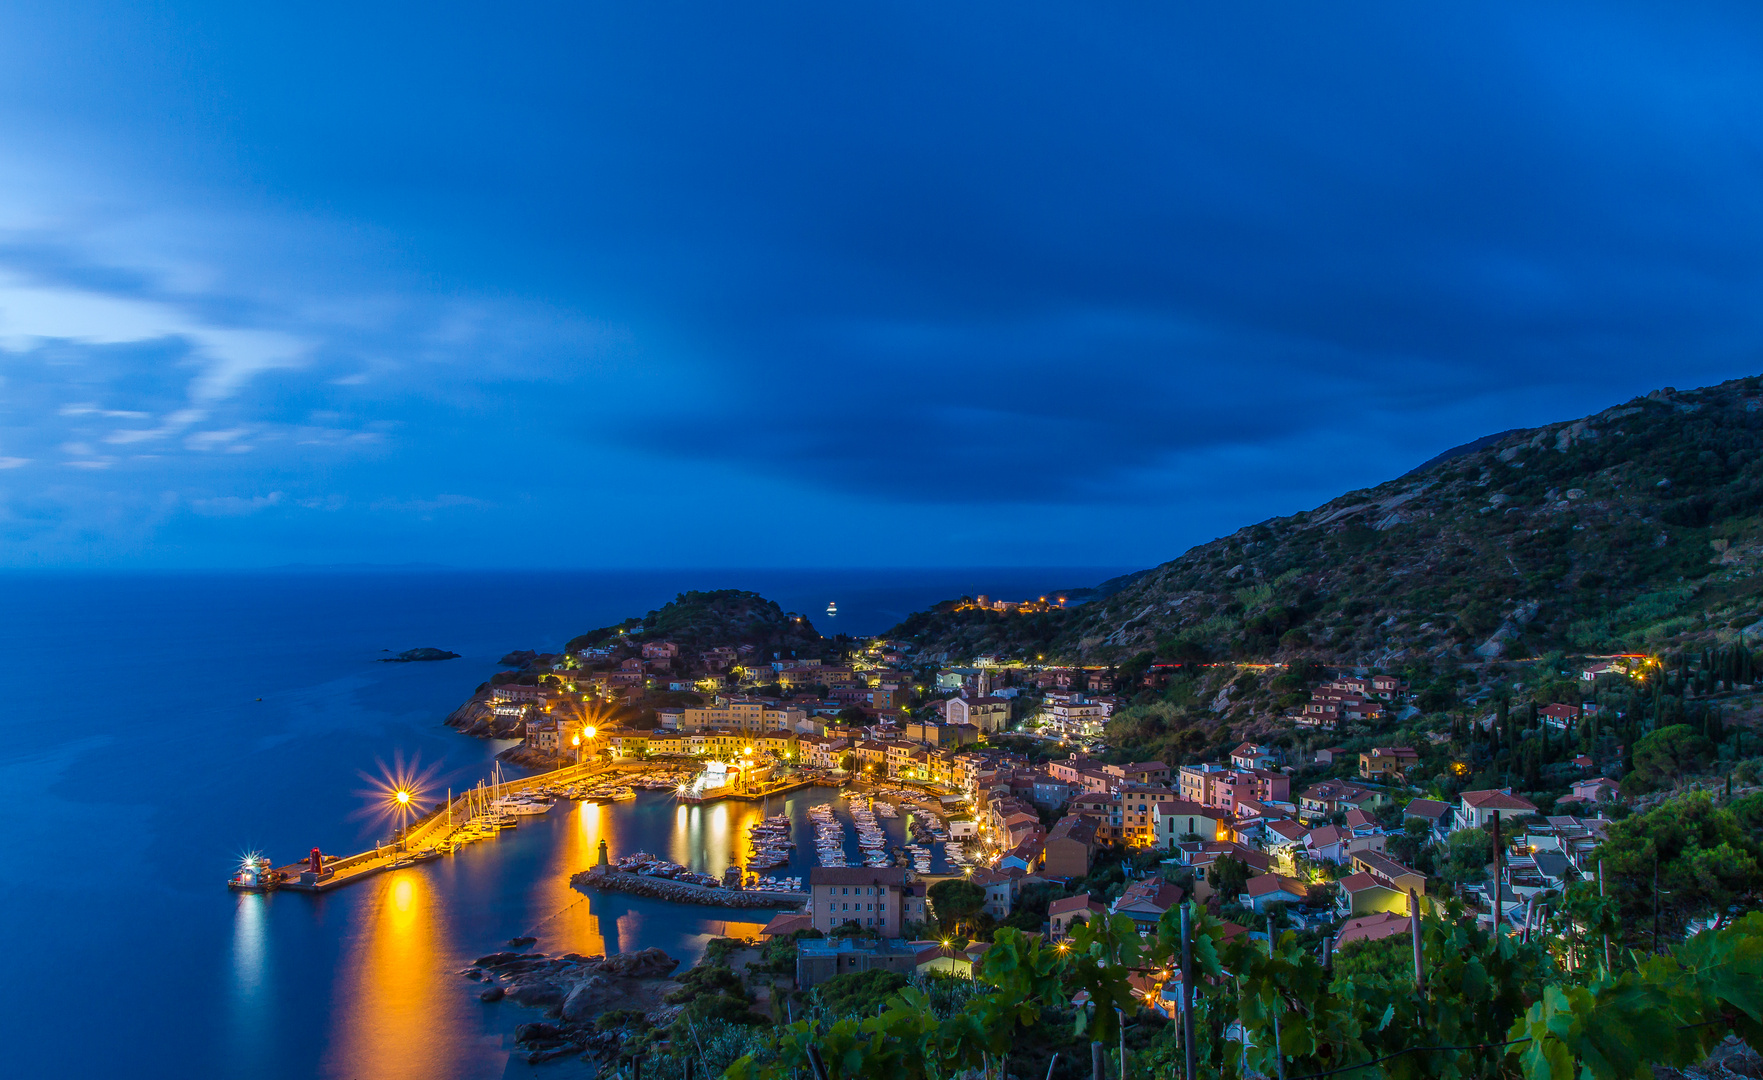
[2,3,1761,568]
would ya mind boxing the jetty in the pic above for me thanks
[253,759,639,893]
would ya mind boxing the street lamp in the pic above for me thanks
[392,788,414,851]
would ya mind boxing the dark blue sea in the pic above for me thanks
[0,568,1126,1080]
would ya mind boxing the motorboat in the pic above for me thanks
[227,853,283,893]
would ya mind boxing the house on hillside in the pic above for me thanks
[1403,798,1452,842]
[1455,789,1539,831]
[1152,799,1228,847]
[1049,895,1106,939]
[1359,747,1420,781]
[1043,816,1099,879]
[1243,874,1308,914]
[1538,703,1582,730]
[1229,742,1276,771]
[1111,879,1185,932]
[1562,777,1621,806]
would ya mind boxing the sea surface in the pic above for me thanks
[0,568,1127,1080]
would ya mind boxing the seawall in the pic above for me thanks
[572,866,808,909]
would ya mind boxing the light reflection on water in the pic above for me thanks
[230,893,271,1062]
[325,873,454,1080]
[239,789,911,1080]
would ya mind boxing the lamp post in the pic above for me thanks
[394,788,412,852]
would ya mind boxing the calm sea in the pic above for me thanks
[0,568,1127,1080]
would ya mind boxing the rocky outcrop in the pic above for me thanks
[445,694,522,738]
[379,647,461,662]
[559,975,621,1024]
[497,744,566,770]
[464,947,683,1028]
[598,947,681,978]
[572,867,807,908]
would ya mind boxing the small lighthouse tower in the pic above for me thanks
[596,837,609,870]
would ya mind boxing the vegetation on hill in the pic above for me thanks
[883,599,1078,661]
[890,375,1763,670]
[1066,375,1763,667]
[565,589,827,657]
[702,906,1763,1080]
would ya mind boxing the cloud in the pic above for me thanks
[189,492,284,516]
[0,271,309,402]
[5,3,1763,568]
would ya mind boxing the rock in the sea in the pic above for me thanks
[507,935,538,948]
[474,951,544,968]
[459,968,484,981]
[560,976,625,1025]
[379,647,462,663]
[479,986,505,1002]
[528,1047,579,1064]
[598,947,680,979]
[514,1022,567,1045]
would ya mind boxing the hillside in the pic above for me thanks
[889,375,1763,668]
[565,589,828,658]
[1058,375,1763,667]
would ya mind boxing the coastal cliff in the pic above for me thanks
[444,693,521,738]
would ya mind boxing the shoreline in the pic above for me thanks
[572,865,808,908]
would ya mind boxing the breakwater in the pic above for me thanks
[572,866,808,908]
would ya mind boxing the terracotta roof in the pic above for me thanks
[1337,871,1388,894]
[1334,911,1411,950]
[1307,826,1348,847]
[1047,816,1099,845]
[1048,895,1105,917]
[1266,820,1308,842]
[1114,880,1184,913]
[1353,852,1422,884]
[1245,874,1307,900]
[1460,789,1539,812]
[1404,798,1450,821]
[762,911,815,937]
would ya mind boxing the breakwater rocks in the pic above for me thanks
[573,866,808,908]
[463,947,684,1064]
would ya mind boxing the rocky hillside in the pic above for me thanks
[565,589,828,658]
[1061,374,1763,667]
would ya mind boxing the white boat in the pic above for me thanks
[493,796,553,816]
[826,601,837,616]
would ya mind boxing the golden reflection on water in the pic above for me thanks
[316,792,811,1078]
[324,872,451,1080]
[229,893,271,1058]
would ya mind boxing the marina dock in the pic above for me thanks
[256,758,636,893]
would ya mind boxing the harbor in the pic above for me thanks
[230,757,975,898]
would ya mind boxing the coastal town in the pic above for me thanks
[435,588,1756,1026]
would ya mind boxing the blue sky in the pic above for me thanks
[2,2,1762,569]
